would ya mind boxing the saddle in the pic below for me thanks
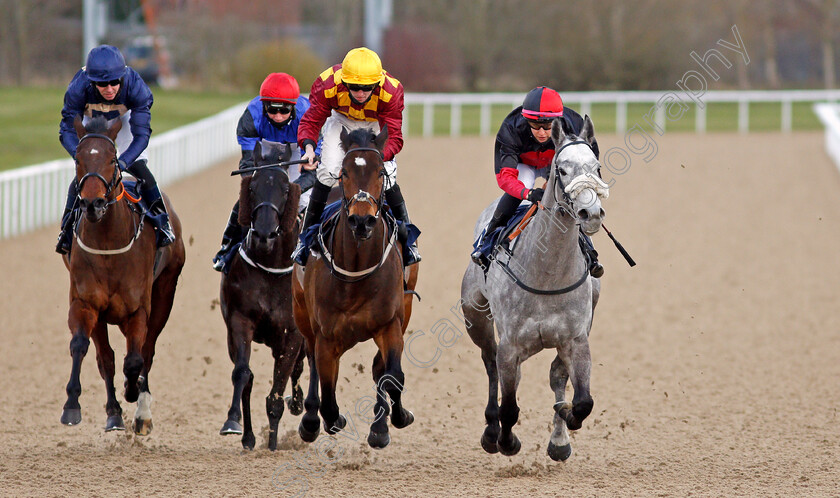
[472,204,534,262]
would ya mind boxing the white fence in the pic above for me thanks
[4,89,840,240]
[0,104,243,240]
[813,103,840,173]
[403,90,840,137]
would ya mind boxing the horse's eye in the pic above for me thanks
[559,168,568,176]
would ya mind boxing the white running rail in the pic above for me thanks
[813,103,840,173]
[0,104,244,240]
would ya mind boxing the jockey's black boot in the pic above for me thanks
[470,193,521,267]
[579,232,604,278]
[141,185,176,248]
[212,201,242,272]
[385,184,420,266]
[291,180,331,266]
[55,180,79,255]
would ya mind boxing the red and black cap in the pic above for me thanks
[521,86,564,122]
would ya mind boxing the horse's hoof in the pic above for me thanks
[480,431,499,454]
[367,430,391,449]
[298,420,320,443]
[241,433,256,450]
[134,418,153,436]
[325,414,346,435]
[392,409,414,429]
[498,434,521,456]
[105,415,125,432]
[60,408,82,426]
[547,441,572,462]
[220,420,243,435]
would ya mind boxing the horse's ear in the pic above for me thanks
[340,127,350,152]
[551,117,568,146]
[280,143,292,162]
[375,124,388,152]
[74,115,86,139]
[106,117,122,141]
[580,114,596,145]
[281,183,301,234]
[253,141,263,165]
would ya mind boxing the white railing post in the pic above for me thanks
[616,98,627,135]
[781,99,792,133]
[451,102,461,137]
[696,103,706,134]
[739,99,749,133]
[423,102,433,138]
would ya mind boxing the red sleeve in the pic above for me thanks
[297,71,335,149]
[495,167,528,199]
[378,77,404,161]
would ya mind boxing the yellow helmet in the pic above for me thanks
[341,47,383,85]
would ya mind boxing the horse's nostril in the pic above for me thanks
[599,209,605,219]
[94,198,106,209]
[577,209,589,220]
[364,216,377,229]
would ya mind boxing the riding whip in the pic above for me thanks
[231,157,320,176]
[602,224,636,267]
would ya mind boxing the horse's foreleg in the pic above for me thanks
[298,344,321,443]
[368,322,413,449]
[496,340,523,456]
[266,330,303,451]
[548,354,572,461]
[61,301,97,426]
[221,316,253,442]
[121,310,149,404]
[462,292,499,454]
[315,338,346,436]
[241,368,255,450]
[91,320,124,431]
[556,336,593,432]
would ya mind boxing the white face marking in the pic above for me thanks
[90,148,99,155]
[355,157,366,167]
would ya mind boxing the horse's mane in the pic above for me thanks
[238,175,254,226]
[84,116,111,134]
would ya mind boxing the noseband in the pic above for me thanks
[340,146,386,220]
[76,133,122,202]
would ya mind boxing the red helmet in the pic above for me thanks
[521,87,564,122]
[259,73,300,104]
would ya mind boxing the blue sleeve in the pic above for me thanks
[120,70,153,165]
[236,103,259,152]
[59,70,87,159]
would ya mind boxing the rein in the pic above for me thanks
[239,166,294,274]
[73,132,146,255]
[320,144,395,282]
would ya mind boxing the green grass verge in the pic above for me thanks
[0,86,251,171]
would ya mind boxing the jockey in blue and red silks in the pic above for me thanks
[471,86,604,277]
[57,44,174,254]
[292,47,420,267]
[211,72,320,272]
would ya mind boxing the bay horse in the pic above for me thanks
[219,140,305,450]
[292,127,420,449]
[460,115,607,461]
[60,116,186,434]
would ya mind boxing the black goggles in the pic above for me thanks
[345,83,377,92]
[265,103,294,115]
[94,79,122,88]
[527,120,553,131]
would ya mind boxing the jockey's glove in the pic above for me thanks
[527,188,544,203]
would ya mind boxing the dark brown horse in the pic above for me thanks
[219,140,305,450]
[60,116,185,434]
[292,127,420,449]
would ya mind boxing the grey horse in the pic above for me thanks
[460,115,607,461]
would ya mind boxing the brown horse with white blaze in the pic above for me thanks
[60,116,185,434]
[292,126,419,449]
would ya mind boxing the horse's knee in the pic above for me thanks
[232,364,251,386]
[123,352,143,378]
[69,334,90,356]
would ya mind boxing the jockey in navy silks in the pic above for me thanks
[57,44,174,254]
[211,72,321,272]
[470,86,604,277]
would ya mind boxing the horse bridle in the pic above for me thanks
[549,139,594,210]
[339,146,386,220]
[76,133,122,204]
[246,166,290,240]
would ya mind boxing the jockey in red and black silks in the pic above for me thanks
[293,47,420,267]
[472,86,604,277]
